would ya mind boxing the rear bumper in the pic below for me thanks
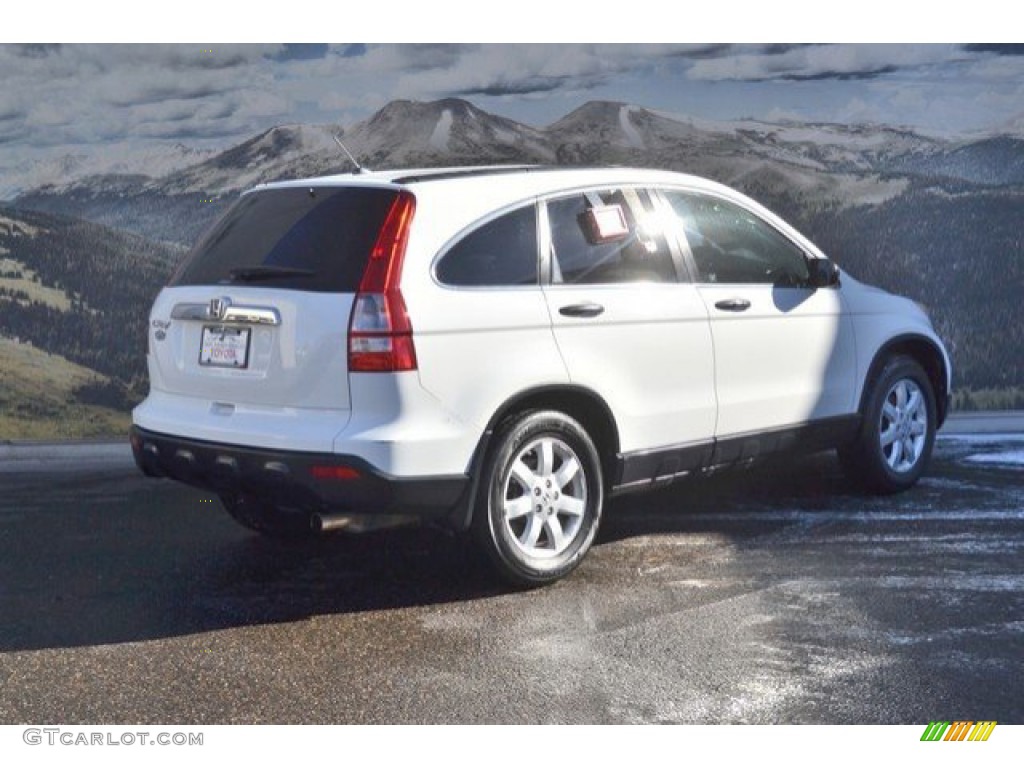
[129,426,467,525]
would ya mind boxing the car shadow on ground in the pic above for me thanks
[0,452,904,653]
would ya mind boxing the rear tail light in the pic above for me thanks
[348,191,418,372]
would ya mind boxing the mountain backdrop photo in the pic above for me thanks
[1,43,1022,438]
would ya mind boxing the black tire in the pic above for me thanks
[839,355,937,494]
[472,410,604,587]
[219,493,317,539]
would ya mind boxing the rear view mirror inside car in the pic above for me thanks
[578,204,630,244]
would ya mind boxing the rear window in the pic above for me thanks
[171,186,400,293]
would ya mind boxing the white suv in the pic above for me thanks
[131,166,952,586]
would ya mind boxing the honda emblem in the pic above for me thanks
[209,296,231,320]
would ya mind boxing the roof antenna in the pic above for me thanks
[333,134,370,175]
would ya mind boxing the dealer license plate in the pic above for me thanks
[199,325,250,369]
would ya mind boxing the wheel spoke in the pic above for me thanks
[558,494,585,517]
[903,438,917,465]
[554,456,580,489]
[906,389,922,416]
[544,516,567,552]
[520,514,543,549]
[887,438,903,469]
[538,440,555,476]
[880,424,899,447]
[910,419,927,436]
[882,401,899,422]
[510,460,536,491]
[504,495,533,520]
[895,382,908,409]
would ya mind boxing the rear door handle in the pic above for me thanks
[559,302,605,318]
[714,298,751,312]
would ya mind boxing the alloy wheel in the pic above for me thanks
[878,378,928,474]
[501,436,588,560]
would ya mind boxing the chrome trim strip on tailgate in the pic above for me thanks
[171,303,281,326]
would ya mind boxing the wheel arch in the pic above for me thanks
[859,335,951,428]
[449,385,621,531]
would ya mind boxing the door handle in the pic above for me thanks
[559,302,605,318]
[714,298,751,312]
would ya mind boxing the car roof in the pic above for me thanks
[254,164,736,200]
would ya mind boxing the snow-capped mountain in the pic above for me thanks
[0,142,219,200]
[343,98,554,167]
[9,96,1024,245]
[5,96,989,248]
[5,97,969,212]
[546,101,947,181]
[12,97,1020,203]
[9,99,560,244]
[548,101,752,157]
[136,100,554,199]
[154,123,347,196]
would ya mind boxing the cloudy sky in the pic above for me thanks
[2,42,1024,195]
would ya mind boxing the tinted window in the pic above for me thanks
[547,189,677,284]
[664,191,809,286]
[437,205,538,286]
[172,187,399,293]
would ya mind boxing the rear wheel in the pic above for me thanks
[840,356,936,494]
[219,493,317,539]
[473,411,604,587]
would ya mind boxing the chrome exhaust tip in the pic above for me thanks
[311,513,418,534]
[311,513,354,533]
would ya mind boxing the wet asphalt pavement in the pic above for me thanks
[0,431,1021,724]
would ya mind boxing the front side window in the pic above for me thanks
[546,188,677,285]
[436,205,538,287]
[663,191,809,286]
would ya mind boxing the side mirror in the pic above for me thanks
[807,258,841,288]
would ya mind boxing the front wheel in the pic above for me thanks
[840,356,937,494]
[473,411,604,587]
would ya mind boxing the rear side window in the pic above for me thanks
[436,205,538,287]
[172,186,400,292]
[547,188,677,284]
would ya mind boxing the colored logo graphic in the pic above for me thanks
[921,721,997,742]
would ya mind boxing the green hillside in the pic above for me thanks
[0,335,131,439]
[0,206,183,424]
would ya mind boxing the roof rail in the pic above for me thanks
[391,165,551,184]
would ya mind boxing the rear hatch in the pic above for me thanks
[148,184,402,411]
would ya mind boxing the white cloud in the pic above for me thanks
[0,44,295,146]
[836,97,882,125]
[235,89,295,120]
[962,55,1024,81]
[687,44,964,82]
[764,107,807,123]
[884,86,927,112]
[389,44,724,98]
